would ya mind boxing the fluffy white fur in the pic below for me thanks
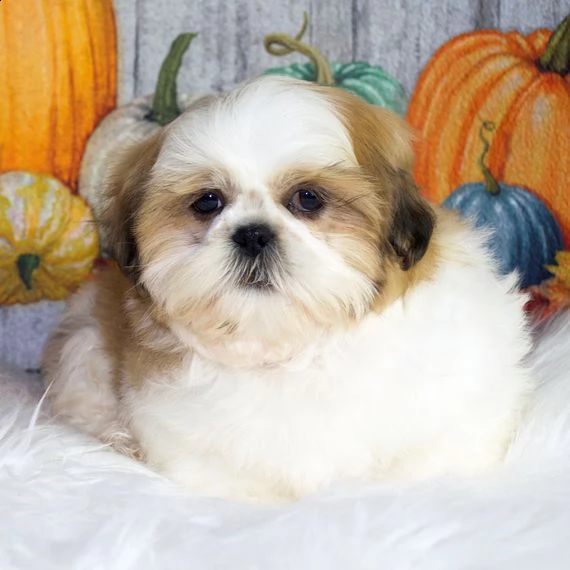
[43,76,533,502]
[2,315,570,568]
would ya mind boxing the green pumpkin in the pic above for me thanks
[264,62,407,115]
[262,13,407,116]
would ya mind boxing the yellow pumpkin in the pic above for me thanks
[0,172,99,304]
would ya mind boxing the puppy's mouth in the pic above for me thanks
[233,251,281,291]
[240,272,274,290]
[236,260,276,290]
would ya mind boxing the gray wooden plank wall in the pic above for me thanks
[113,0,569,105]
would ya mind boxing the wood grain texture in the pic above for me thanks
[113,0,138,102]
[0,302,64,371]
[309,0,354,62]
[114,0,567,103]
[126,0,309,100]
[498,0,569,31]
[352,0,485,97]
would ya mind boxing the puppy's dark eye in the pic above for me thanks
[192,191,224,215]
[289,188,323,213]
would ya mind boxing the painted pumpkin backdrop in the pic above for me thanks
[443,122,563,289]
[0,0,117,190]
[262,13,407,115]
[80,32,205,250]
[407,15,570,244]
[0,6,568,313]
[0,172,99,305]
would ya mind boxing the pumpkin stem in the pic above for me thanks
[150,32,197,126]
[263,12,335,86]
[477,120,501,196]
[16,254,40,291]
[538,14,570,76]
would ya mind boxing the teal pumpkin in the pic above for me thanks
[443,122,563,289]
[444,182,563,288]
[264,61,407,115]
[263,13,407,115]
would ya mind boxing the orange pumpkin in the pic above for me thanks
[407,15,570,244]
[0,0,117,190]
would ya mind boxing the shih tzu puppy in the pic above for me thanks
[43,75,533,502]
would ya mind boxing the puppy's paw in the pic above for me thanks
[100,424,145,462]
[110,436,145,462]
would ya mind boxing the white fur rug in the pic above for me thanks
[2,315,570,570]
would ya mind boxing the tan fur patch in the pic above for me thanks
[90,265,186,391]
[316,85,440,307]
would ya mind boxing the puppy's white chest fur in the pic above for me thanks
[125,259,531,501]
[128,323,386,499]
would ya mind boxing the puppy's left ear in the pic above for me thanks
[328,89,435,271]
[387,169,435,271]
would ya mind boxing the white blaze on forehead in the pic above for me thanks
[154,76,356,186]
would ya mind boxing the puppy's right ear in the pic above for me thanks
[99,130,163,282]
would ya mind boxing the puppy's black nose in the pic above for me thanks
[232,224,275,257]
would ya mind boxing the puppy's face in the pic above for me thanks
[102,77,434,360]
